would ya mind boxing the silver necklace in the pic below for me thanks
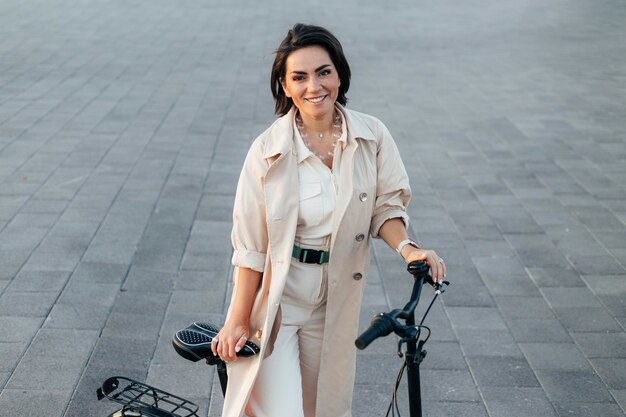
[295,111,342,162]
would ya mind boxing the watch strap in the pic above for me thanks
[396,239,420,256]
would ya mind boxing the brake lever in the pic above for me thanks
[425,278,450,294]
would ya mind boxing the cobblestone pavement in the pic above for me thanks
[1,0,625,416]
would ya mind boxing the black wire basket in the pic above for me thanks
[96,376,199,417]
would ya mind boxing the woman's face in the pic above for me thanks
[281,46,341,122]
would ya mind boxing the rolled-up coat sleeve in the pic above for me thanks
[231,140,268,272]
[369,121,412,238]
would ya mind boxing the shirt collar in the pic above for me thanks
[262,104,376,161]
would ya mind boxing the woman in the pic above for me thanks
[211,23,446,417]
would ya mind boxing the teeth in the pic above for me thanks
[307,96,325,103]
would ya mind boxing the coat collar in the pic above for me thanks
[261,104,375,161]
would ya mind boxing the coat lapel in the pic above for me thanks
[330,106,376,254]
[261,109,299,303]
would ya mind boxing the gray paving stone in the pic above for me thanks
[440,281,495,307]
[82,241,136,265]
[570,255,625,275]
[494,296,554,319]
[57,281,119,307]
[88,337,154,371]
[466,355,539,387]
[421,401,489,417]
[101,312,162,341]
[0,342,27,372]
[0,291,58,317]
[542,286,603,308]
[572,332,626,358]
[506,318,572,343]
[6,354,86,390]
[553,402,625,417]
[519,342,591,371]
[582,274,626,296]
[590,358,626,389]
[464,240,516,258]
[146,363,213,402]
[419,341,468,371]
[111,290,170,317]
[447,307,508,331]
[611,389,626,414]
[25,328,99,359]
[420,370,481,402]
[168,290,225,315]
[484,395,557,417]
[0,316,43,343]
[122,267,175,291]
[21,248,82,272]
[526,267,585,287]
[473,256,527,277]
[535,369,614,402]
[600,294,626,317]
[0,389,73,417]
[553,307,623,332]
[43,303,110,330]
[457,329,523,357]
[71,261,129,284]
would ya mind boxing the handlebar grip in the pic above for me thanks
[407,260,429,277]
[355,313,395,350]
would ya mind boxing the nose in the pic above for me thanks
[307,76,322,92]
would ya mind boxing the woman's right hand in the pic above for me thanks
[211,320,250,363]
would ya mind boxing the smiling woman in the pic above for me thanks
[212,23,446,417]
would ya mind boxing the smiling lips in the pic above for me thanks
[305,95,327,103]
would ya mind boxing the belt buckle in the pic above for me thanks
[300,248,321,264]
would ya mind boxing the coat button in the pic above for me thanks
[353,272,363,280]
[255,329,262,339]
[359,192,368,202]
[355,233,365,242]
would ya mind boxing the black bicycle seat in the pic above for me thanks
[172,322,260,362]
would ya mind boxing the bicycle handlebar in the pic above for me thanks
[355,312,396,349]
[355,260,447,350]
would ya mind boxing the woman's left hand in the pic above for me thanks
[404,249,446,284]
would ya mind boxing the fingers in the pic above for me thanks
[404,249,447,284]
[426,250,445,284]
[234,335,248,353]
[215,332,248,362]
[210,334,218,356]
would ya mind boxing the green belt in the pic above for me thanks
[292,244,330,264]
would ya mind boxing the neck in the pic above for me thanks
[298,110,334,133]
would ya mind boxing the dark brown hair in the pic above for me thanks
[271,23,351,116]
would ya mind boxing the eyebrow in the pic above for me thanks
[290,64,331,75]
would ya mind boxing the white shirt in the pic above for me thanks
[292,110,348,249]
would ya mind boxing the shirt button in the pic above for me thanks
[255,329,262,339]
[359,192,368,202]
[353,273,363,280]
[355,233,365,242]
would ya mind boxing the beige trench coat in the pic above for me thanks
[223,104,411,417]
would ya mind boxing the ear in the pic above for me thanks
[280,78,291,98]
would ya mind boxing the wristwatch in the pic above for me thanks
[395,239,421,259]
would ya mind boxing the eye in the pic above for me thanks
[319,69,331,76]
[292,75,305,81]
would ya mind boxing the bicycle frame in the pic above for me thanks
[356,260,448,417]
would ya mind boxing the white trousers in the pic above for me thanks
[246,259,327,417]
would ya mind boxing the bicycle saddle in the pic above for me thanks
[172,322,260,362]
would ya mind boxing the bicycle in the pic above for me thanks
[356,260,449,417]
[97,260,446,417]
[96,321,258,417]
